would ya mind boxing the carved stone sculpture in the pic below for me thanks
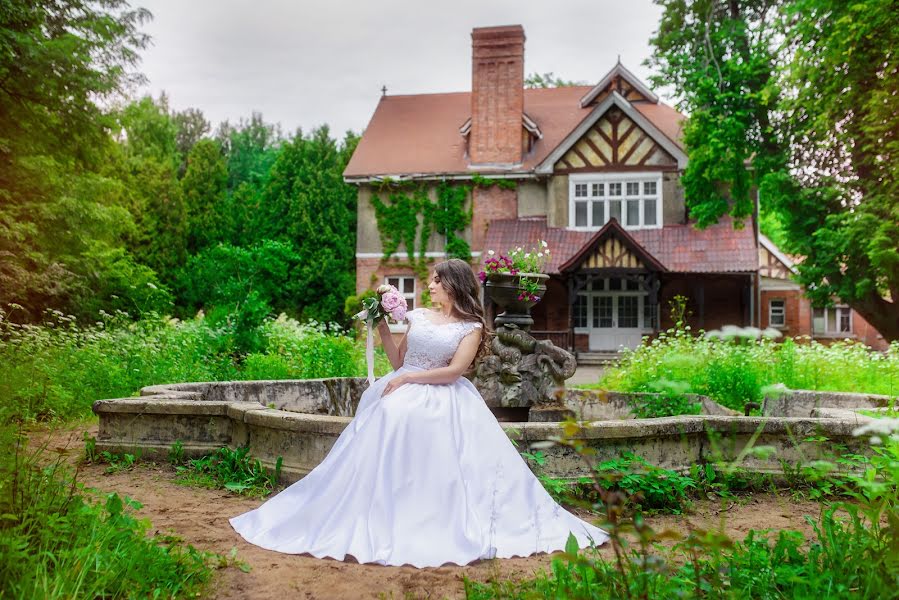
[471,323,577,421]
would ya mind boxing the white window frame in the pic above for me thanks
[572,277,656,334]
[812,305,852,336]
[568,172,663,231]
[385,276,416,332]
[769,299,786,328]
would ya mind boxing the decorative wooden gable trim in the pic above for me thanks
[758,234,797,280]
[554,105,678,172]
[580,62,659,107]
[535,92,687,174]
[583,236,645,269]
[559,219,668,273]
[585,73,654,106]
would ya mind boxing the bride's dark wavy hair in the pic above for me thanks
[434,258,488,364]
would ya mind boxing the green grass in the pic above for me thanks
[0,427,223,599]
[173,445,283,498]
[583,326,899,412]
[0,308,391,424]
[495,425,899,600]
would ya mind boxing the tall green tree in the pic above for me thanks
[182,139,229,253]
[768,0,898,340]
[117,95,187,282]
[257,127,359,323]
[216,113,281,246]
[649,0,898,341]
[648,0,785,228]
[0,0,168,320]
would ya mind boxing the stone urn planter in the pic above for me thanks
[484,272,548,330]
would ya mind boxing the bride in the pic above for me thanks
[229,258,608,567]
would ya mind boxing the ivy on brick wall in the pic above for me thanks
[371,176,515,266]
[371,177,513,298]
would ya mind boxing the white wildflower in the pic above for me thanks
[488,250,495,256]
[853,418,899,439]
[541,240,548,248]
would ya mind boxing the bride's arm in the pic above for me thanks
[382,330,480,395]
[377,319,409,371]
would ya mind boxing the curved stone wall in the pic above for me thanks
[92,379,890,484]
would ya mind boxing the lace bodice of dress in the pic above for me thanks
[402,308,483,370]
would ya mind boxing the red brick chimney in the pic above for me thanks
[470,25,525,166]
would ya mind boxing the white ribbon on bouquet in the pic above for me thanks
[355,309,376,385]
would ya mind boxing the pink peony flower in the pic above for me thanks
[390,303,407,321]
[380,290,405,312]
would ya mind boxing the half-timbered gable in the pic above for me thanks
[555,106,679,171]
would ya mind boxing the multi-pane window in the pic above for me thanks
[570,175,662,229]
[386,276,415,311]
[769,299,786,328]
[573,294,588,328]
[813,306,851,335]
[643,302,659,329]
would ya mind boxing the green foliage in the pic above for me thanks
[649,0,899,340]
[254,127,359,324]
[182,138,230,253]
[168,440,185,466]
[175,445,282,497]
[371,186,427,261]
[648,0,782,228]
[240,315,377,380]
[99,450,140,474]
[0,308,387,424]
[0,427,217,598]
[475,421,899,600]
[594,453,695,514]
[592,325,899,410]
[524,72,588,88]
[629,380,702,418]
[371,181,474,263]
[176,240,302,353]
[370,179,479,287]
[0,0,157,322]
[344,289,377,324]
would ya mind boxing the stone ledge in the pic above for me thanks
[91,380,883,484]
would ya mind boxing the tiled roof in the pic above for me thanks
[343,87,685,178]
[483,217,757,274]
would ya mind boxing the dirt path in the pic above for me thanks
[28,424,822,600]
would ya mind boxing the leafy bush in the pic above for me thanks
[0,307,390,424]
[0,427,217,598]
[593,453,695,514]
[526,449,693,515]
[475,422,899,600]
[628,380,702,418]
[175,445,282,497]
[593,324,899,409]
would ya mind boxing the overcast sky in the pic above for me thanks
[134,0,668,137]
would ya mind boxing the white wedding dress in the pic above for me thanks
[229,308,608,567]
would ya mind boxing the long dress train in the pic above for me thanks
[229,308,608,567]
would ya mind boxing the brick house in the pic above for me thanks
[343,25,887,355]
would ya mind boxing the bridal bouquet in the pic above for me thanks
[354,284,408,383]
[356,284,408,323]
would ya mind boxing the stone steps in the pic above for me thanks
[575,351,622,366]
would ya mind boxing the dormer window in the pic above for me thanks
[569,173,662,230]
